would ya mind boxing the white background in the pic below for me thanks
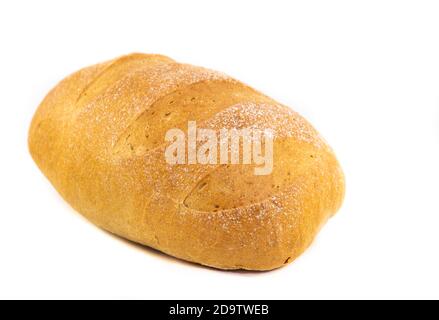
[0,0,438,300]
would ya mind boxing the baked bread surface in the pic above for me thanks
[29,53,345,270]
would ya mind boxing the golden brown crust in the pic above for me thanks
[29,53,345,270]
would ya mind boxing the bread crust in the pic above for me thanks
[29,53,345,270]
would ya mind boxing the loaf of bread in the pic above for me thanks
[28,53,345,270]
